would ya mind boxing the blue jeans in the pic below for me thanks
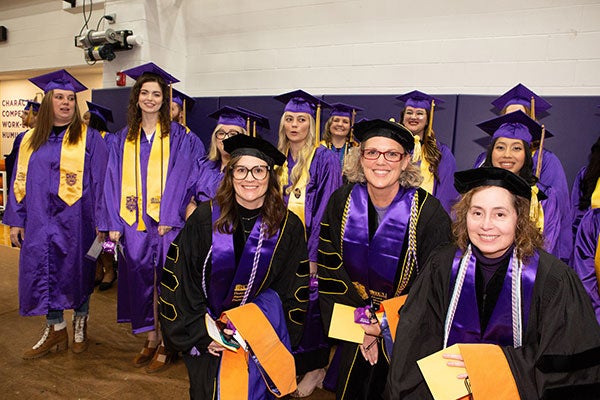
[46,297,90,325]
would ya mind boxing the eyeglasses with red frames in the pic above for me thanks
[361,148,406,162]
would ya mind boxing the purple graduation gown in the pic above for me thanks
[283,146,342,263]
[103,122,204,333]
[571,207,600,324]
[571,166,588,237]
[422,142,459,214]
[191,157,223,203]
[3,126,108,316]
[283,146,342,372]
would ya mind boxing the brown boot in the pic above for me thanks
[94,260,104,285]
[145,345,177,374]
[23,322,68,359]
[71,315,89,354]
[132,340,158,367]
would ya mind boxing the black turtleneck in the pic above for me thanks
[472,244,514,333]
[233,203,262,264]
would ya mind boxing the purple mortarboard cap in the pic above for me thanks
[274,89,330,118]
[396,90,445,110]
[121,62,180,85]
[491,83,552,114]
[23,100,41,113]
[235,106,270,130]
[208,106,247,128]
[86,101,114,123]
[171,88,196,111]
[329,102,364,119]
[477,110,553,143]
[29,69,87,93]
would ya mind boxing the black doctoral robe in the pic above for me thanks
[385,244,600,400]
[158,201,310,399]
[318,184,452,400]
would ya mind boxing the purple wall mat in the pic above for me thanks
[93,88,600,189]
[454,94,600,188]
[322,94,457,151]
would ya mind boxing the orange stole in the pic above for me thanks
[220,303,297,399]
[459,343,520,400]
[378,295,407,341]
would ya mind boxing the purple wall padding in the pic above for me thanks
[93,88,600,188]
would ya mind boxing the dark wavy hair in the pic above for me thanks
[29,90,84,152]
[126,73,171,141]
[483,137,538,186]
[214,155,285,237]
[578,136,600,211]
[400,108,441,182]
[452,186,544,260]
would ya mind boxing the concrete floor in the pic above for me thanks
[0,232,335,399]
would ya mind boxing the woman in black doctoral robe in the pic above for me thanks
[385,167,600,400]
[159,135,310,400]
[318,119,452,400]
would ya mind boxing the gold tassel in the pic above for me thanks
[535,125,545,178]
[246,116,251,136]
[530,95,536,120]
[253,121,257,138]
[426,99,435,137]
[182,99,187,126]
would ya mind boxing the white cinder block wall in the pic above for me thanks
[1,0,599,96]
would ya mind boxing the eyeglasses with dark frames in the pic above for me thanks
[231,165,270,180]
[215,130,242,140]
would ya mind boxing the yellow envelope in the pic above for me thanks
[328,303,365,344]
[417,344,470,400]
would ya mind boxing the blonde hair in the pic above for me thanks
[207,124,248,162]
[277,112,316,195]
[343,145,423,188]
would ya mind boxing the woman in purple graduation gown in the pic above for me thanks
[320,102,363,172]
[274,90,343,397]
[318,119,452,400]
[478,111,563,259]
[104,62,204,373]
[396,90,459,214]
[4,70,108,359]
[473,83,572,262]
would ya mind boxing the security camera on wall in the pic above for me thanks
[74,28,142,62]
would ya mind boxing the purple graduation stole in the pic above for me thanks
[342,184,416,304]
[444,246,539,348]
[206,204,281,317]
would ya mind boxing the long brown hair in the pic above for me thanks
[28,90,84,152]
[126,73,171,141]
[214,155,286,237]
[452,186,544,260]
[400,108,441,181]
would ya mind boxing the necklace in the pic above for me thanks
[240,213,260,221]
